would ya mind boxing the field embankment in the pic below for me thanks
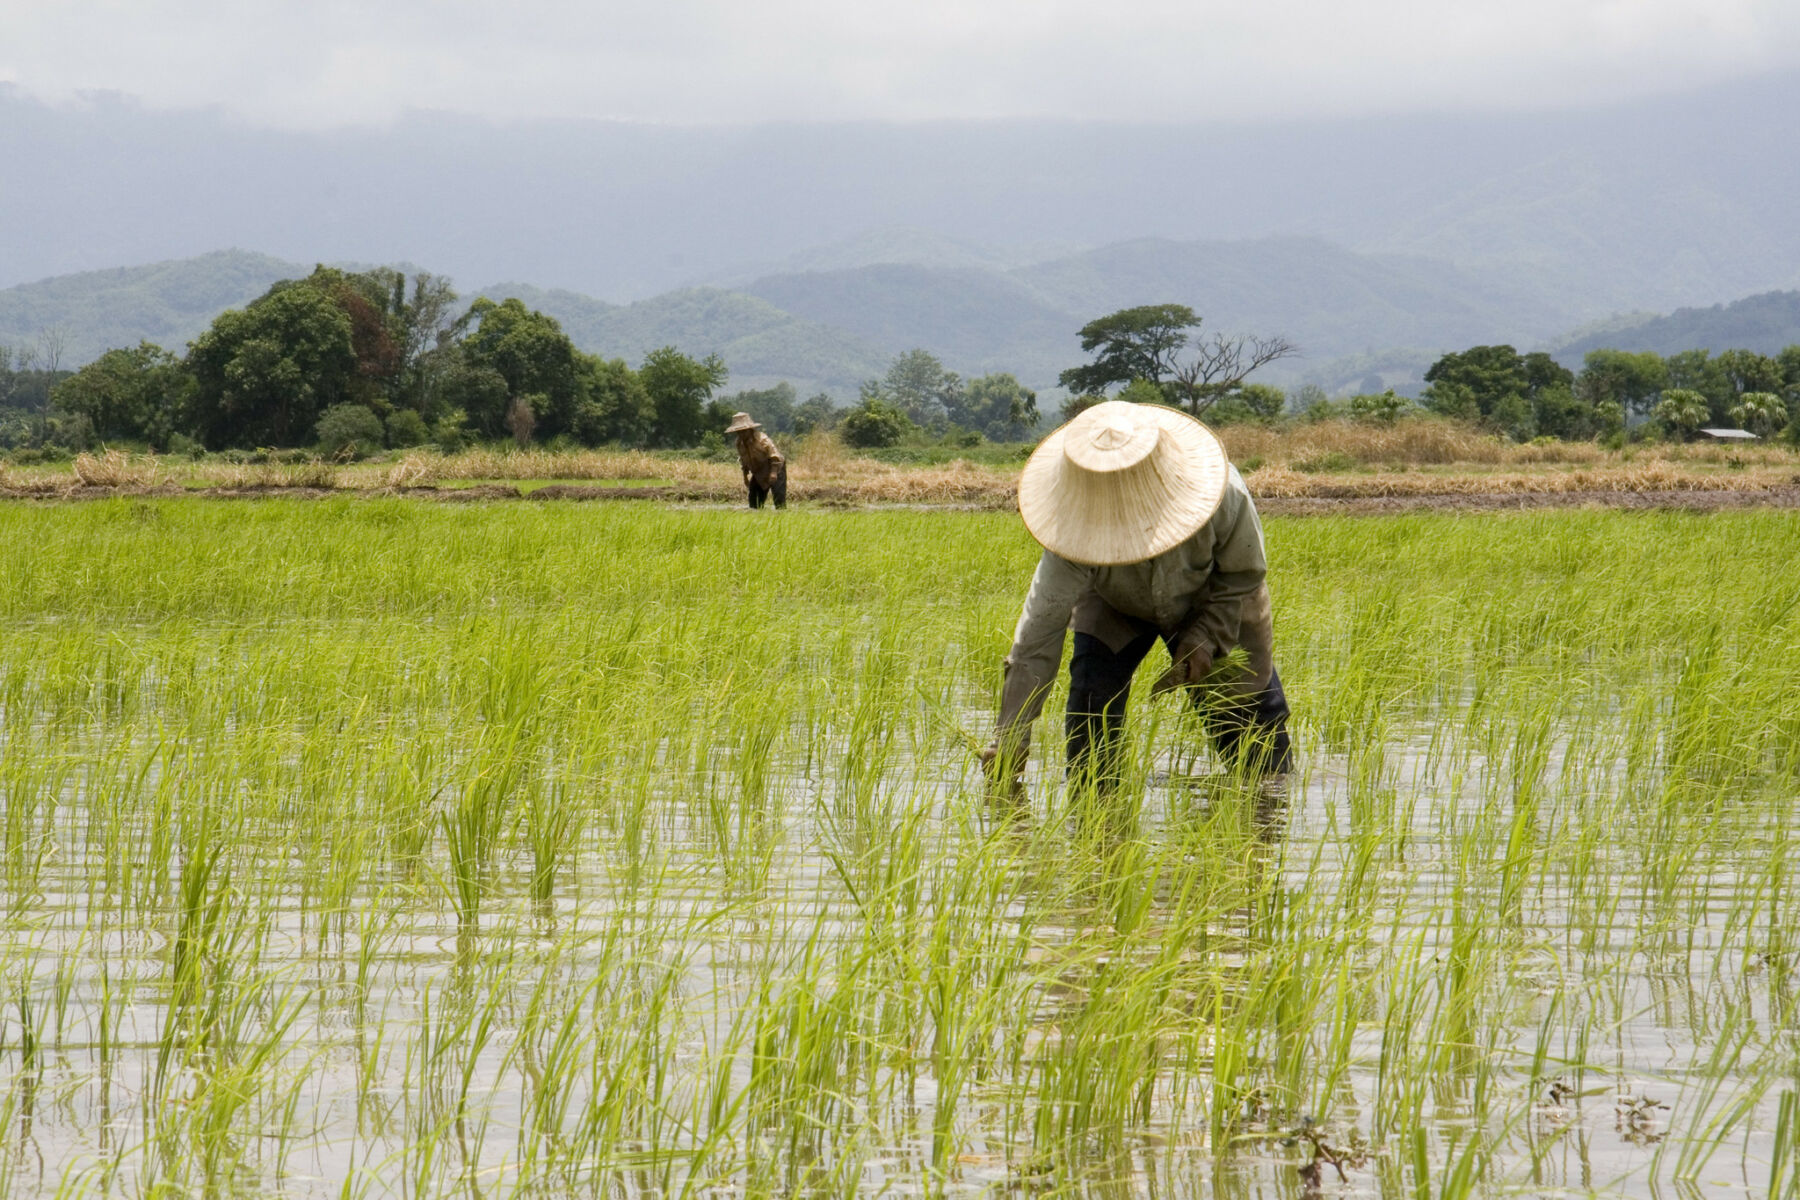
[4,419,1798,510]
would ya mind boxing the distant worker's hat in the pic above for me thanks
[724,412,761,434]
[1018,400,1227,566]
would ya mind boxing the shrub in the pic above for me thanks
[1293,450,1358,474]
[432,412,470,454]
[386,409,429,448]
[839,398,912,449]
[314,404,387,458]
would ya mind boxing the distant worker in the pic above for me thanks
[725,411,787,510]
[981,400,1291,797]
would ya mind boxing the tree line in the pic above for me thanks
[18,267,749,455]
[1413,343,1800,441]
[1043,302,1800,444]
[11,279,1800,456]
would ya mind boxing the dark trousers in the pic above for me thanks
[747,464,787,509]
[1065,631,1293,786]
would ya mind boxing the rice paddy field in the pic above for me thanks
[1,497,1797,1198]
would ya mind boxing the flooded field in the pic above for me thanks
[0,499,1796,1197]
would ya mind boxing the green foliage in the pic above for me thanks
[1576,349,1667,415]
[863,349,964,427]
[792,393,839,435]
[838,396,913,448]
[52,341,193,448]
[1731,392,1787,437]
[718,381,798,433]
[1057,303,1198,396]
[385,408,429,448]
[1664,350,1734,423]
[1115,378,1166,408]
[1060,392,1105,422]
[186,283,358,449]
[1348,389,1408,424]
[1426,345,1593,440]
[314,404,387,458]
[640,345,728,448]
[953,372,1039,441]
[461,298,581,439]
[575,356,655,446]
[1654,388,1709,439]
[1237,383,1287,421]
[431,411,470,453]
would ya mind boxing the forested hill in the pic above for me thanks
[478,285,891,396]
[1554,291,1800,363]
[4,236,1586,397]
[0,251,304,366]
[7,244,1797,400]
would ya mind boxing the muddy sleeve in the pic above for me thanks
[993,551,1090,756]
[1188,482,1267,663]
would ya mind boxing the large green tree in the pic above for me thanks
[951,372,1039,441]
[52,341,193,448]
[1576,349,1667,416]
[460,298,581,440]
[186,284,358,448]
[573,355,656,446]
[639,346,728,448]
[1057,304,1198,396]
[866,349,964,427]
[1424,344,1583,440]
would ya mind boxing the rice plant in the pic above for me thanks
[0,497,1794,1196]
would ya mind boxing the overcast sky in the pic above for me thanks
[3,0,1798,127]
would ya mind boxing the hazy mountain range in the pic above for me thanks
[3,70,1798,395]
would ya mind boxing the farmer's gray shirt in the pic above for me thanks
[994,466,1268,747]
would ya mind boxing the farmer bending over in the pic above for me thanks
[726,411,787,509]
[981,400,1292,796]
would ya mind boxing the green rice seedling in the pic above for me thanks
[1,500,1798,1196]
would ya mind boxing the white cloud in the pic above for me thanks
[2,0,1797,126]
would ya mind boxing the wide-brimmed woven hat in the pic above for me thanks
[1018,400,1228,565]
[724,411,761,434]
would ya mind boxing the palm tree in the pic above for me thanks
[1730,391,1788,438]
[1654,389,1709,441]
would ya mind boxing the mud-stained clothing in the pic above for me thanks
[992,465,1287,771]
[736,431,787,509]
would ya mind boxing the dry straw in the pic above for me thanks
[72,449,161,488]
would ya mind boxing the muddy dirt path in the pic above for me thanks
[7,481,1800,513]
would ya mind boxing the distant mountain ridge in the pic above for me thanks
[0,250,304,366]
[1553,291,1800,362]
[8,245,1800,402]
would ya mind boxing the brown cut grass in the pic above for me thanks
[6,420,1798,506]
[72,450,161,488]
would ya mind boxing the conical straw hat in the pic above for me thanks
[1018,400,1228,565]
[724,411,761,433]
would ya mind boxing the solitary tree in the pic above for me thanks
[1060,304,1294,417]
[1165,331,1297,416]
[1058,304,1199,395]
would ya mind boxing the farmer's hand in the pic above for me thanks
[1152,634,1212,695]
[978,741,1025,799]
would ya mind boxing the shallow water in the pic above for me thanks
[1,502,1797,1198]
[2,711,1793,1199]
